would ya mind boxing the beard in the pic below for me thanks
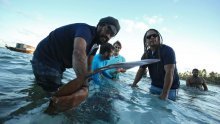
[147,41,160,49]
[96,29,109,45]
[98,35,109,45]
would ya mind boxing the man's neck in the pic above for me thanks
[114,52,119,56]
[150,47,157,52]
[100,54,105,60]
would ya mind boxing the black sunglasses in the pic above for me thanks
[114,46,121,49]
[146,34,158,39]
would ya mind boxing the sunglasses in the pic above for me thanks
[114,46,121,49]
[146,34,158,39]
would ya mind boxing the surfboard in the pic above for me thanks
[53,58,160,97]
[87,59,160,77]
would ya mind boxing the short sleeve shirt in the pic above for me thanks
[140,44,180,89]
[33,23,97,72]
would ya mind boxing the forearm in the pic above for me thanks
[162,64,175,95]
[87,55,94,72]
[203,83,208,91]
[72,37,88,79]
[132,68,145,86]
[72,50,87,78]
[162,71,174,95]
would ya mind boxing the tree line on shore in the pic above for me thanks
[179,69,220,85]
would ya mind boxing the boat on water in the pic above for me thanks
[5,43,35,54]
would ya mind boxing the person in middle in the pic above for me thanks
[91,43,115,84]
[107,41,126,80]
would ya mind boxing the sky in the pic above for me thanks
[0,0,220,73]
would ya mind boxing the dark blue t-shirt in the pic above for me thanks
[140,44,180,89]
[33,23,98,73]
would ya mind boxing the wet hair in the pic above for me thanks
[192,68,199,72]
[113,40,122,48]
[143,29,163,51]
[143,29,163,59]
[99,43,114,54]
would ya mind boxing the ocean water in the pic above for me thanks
[0,47,220,124]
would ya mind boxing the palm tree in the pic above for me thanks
[201,69,207,78]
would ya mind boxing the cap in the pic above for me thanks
[98,16,120,35]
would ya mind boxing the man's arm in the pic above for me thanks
[45,37,89,114]
[160,64,175,100]
[201,78,208,91]
[186,77,190,87]
[131,67,146,87]
[87,55,94,73]
[72,37,88,80]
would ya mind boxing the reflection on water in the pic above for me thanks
[0,47,220,124]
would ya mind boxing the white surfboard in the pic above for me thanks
[88,59,160,77]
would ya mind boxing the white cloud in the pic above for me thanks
[120,19,148,32]
[143,15,164,25]
[174,15,179,19]
[161,27,171,34]
[135,22,149,31]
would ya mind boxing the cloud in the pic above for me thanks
[143,15,164,25]
[174,15,179,19]
[111,18,149,62]
[120,19,148,32]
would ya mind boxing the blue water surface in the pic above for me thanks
[0,47,220,124]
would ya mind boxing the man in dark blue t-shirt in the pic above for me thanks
[31,16,120,114]
[131,29,180,101]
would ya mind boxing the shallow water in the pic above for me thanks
[0,47,220,124]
